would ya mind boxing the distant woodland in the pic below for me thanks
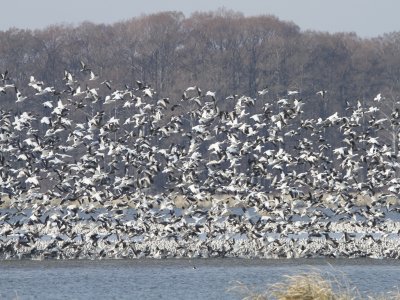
[1,9,400,117]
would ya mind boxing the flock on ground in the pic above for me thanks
[0,63,400,259]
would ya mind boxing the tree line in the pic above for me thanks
[0,8,399,118]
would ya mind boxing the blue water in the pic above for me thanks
[0,258,399,299]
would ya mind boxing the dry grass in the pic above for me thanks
[269,272,353,300]
[229,272,400,300]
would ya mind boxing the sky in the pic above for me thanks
[1,0,399,38]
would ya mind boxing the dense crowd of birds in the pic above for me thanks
[1,64,400,259]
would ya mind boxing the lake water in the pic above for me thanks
[1,258,399,299]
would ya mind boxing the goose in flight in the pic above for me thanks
[28,76,44,93]
[374,93,383,102]
[0,84,13,94]
[316,90,327,98]
[101,80,112,90]
[185,86,202,97]
[64,70,76,86]
[80,60,91,72]
[257,86,268,96]
[0,70,9,82]
[156,98,169,109]
[15,87,27,102]
[136,80,148,90]
[89,71,99,81]
[143,87,153,98]
[185,86,197,92]
[205,91,216,102]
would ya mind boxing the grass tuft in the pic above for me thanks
[229,272,400,300]
[269,272,352,300]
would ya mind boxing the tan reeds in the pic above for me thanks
[229,271,400,300]
[269,272,353,300]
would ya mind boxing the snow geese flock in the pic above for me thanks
[0,65,400,259]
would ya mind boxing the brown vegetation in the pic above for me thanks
[229,272,400,300]
[1,8,399,117]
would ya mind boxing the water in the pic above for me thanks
[0,258,399,299]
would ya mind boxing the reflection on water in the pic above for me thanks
[0,258,399,300]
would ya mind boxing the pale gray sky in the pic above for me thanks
[1,0,399,37]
